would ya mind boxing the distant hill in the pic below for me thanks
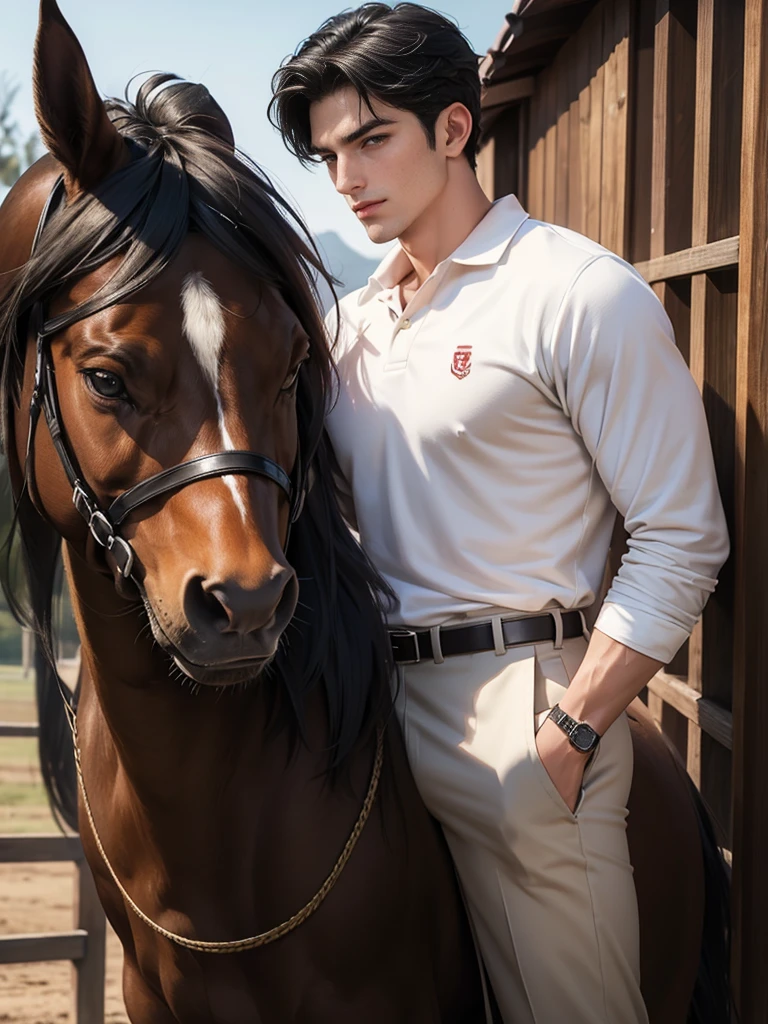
[314,231,382,313]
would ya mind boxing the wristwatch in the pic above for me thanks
[547,704,601,754]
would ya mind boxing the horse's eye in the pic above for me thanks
[83,369,129,401]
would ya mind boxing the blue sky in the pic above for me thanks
[1,1,505,258]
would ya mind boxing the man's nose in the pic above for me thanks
[334,154,363,195]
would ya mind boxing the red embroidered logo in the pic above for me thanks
[451,345,473,379]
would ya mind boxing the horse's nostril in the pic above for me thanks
[184,567,296,640]
[207,587,240,631]
[185,576,231,635]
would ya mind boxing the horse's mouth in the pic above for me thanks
[142,596,277,686]
[171,651,273,686]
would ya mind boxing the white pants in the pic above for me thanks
[395,626,648,1024]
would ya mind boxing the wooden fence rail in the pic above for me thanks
[0,722,106,1024]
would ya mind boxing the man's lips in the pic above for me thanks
[353,199,385,218]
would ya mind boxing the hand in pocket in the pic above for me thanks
[534,712,591,814]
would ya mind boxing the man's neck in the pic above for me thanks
[397,162,492,296]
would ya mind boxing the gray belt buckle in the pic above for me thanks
[389,628,421,665]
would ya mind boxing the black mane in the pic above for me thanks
[0,75,394,830]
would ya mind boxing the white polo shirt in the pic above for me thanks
[325,195,729,663]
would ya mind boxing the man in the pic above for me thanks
[270,5,729,1022]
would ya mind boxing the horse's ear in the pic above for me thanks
[33,0,127,196]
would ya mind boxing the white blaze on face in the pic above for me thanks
[180,272,249,522]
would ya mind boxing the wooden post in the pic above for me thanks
[732,0,768,1015]
[72,855,106,1024]
[684,0,743,834]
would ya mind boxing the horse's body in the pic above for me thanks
[0,3,729,1022]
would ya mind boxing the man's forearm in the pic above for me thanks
[557,626,664,735]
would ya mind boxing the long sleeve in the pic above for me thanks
[547,255,730,663]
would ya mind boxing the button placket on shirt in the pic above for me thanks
[383,265,450,371]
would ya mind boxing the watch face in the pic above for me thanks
[571,723,599,753]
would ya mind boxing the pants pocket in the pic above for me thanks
[527,641,596,820]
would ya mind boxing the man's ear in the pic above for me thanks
[33,0,127,197]
[440,102,474,160]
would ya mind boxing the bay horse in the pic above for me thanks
[0,2,729,1022]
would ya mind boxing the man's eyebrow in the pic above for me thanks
[312,117,396,154]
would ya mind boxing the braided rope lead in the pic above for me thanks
[67,703,384,953]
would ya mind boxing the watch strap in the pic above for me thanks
[547,704,601,751]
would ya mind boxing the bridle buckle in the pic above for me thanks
[107,535,135,579]
[87,509,114,549]
[85,508,135,579]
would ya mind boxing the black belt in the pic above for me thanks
[389,610,585,664]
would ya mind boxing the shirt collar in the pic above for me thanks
[356,193,529,307]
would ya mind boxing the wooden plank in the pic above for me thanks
[634,235,740,283]
[555,37,572,227]
[586,7,604,241]
[647,673,733,750]
[650,2,671,265]
[528,84,544,219]
[697,268,738,708]
[691,0,715,251]
[576,13,593,237]
[482,76,536,110]
[566,40,580,232]
[0,931,87,965]
[516,100,529,208]
[0,722,38,737]
[708,0,746,241]
[660,698,688,763]
[686,718,701,787]
[650,0,698,339]
[599,0,630,257]
[543,67,558,223]
[566,17,588,235]
[72,860,106,1024]
[0,834,83,863]
[654,0,698,257]
[731,0,768,1015]
[628,0,656,263]
[687,0,714,695]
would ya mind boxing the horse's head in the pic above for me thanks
[0,0,336,685]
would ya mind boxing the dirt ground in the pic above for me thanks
[0,664,130,1022]
[0,863,129,1024]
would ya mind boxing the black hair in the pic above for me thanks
[269,3,482,169]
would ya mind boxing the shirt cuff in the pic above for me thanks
[593,600,691,664]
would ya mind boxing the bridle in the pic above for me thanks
[24,176,306,586]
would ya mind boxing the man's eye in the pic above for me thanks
[362,134,387,148]
[83,369,129,401]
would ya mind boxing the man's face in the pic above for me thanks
[309,86,450,244]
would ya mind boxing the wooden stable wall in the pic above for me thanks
[478,0,768,1018]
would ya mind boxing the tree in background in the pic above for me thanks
[0,73,41,188]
